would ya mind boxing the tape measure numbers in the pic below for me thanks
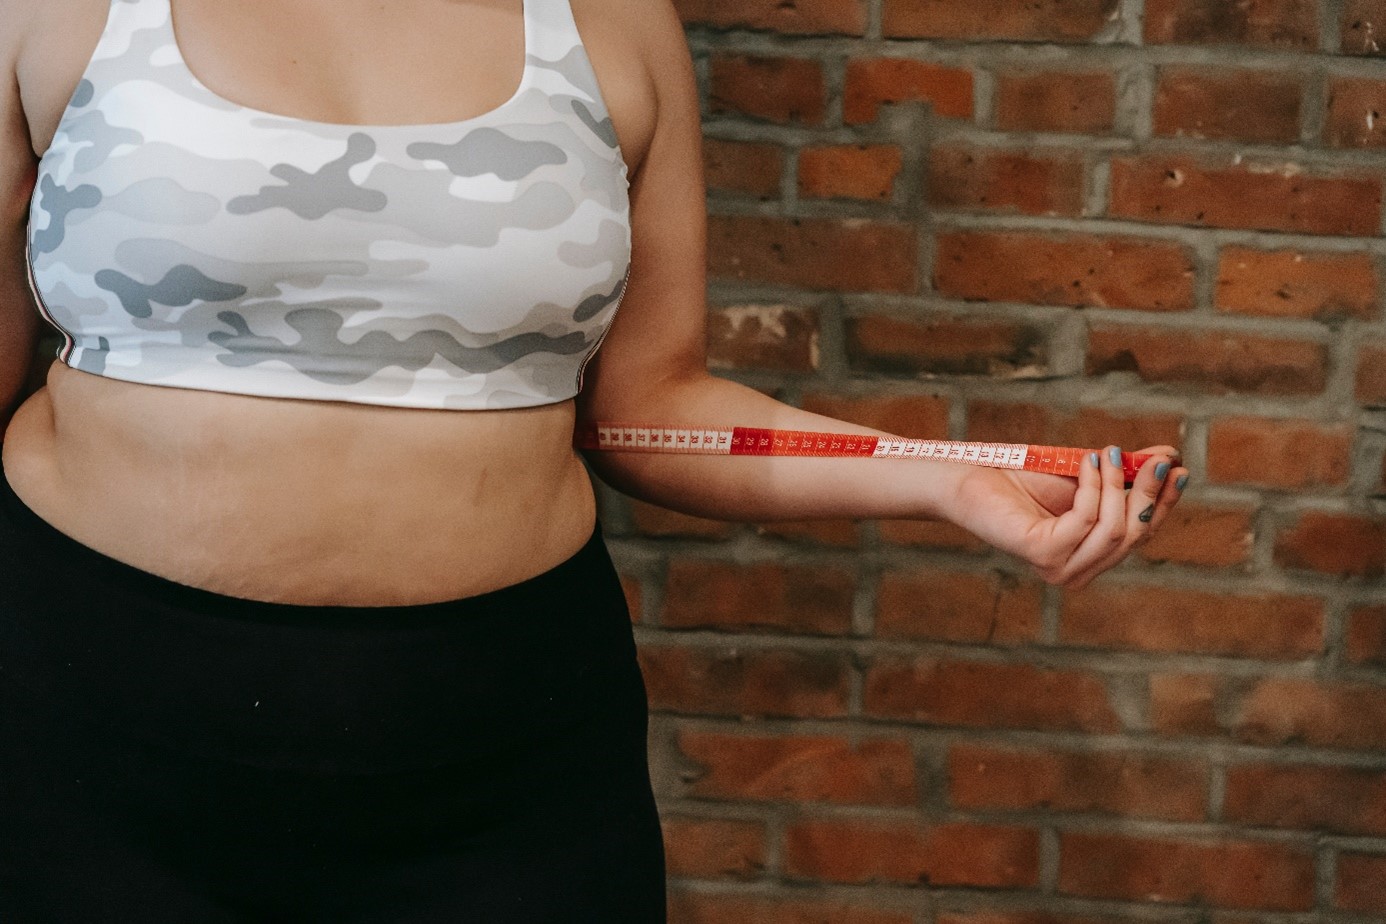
[576,423,1167,487]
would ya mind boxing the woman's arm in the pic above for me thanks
[0,0,44,438]
[575,0,1186,589]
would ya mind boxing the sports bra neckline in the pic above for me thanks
[162,0,536,133]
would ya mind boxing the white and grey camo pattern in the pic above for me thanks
[27,0,632,409]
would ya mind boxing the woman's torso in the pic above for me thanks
[3,0,655,605]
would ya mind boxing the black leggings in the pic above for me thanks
[0,465,666,923]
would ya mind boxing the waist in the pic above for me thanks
[1,363,599,606]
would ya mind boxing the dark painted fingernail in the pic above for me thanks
[1090,452,1100,469]
[1155,462,1170,481]
[1176,474,1189,491]
[1139,505,1155,523]
[1108,446,1122,467]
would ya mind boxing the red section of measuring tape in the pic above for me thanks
[731,428,880,457]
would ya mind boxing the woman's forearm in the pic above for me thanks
[580,372,973,525]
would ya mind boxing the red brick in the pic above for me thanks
[1345,603,1386,666]
[845,313,1047,377]
[662,816,766,879]
[950,744,1208,821]
[674,0,867,34]
[1153,68,1302,142]
[938,916,1119,924]
[966,402,1185,456]
[1326,77,1386,147]
[1058,832,1314,910]
[1342,0,1386,55]
[1061,585,1322,659]
[1144,0,1319,49]
[1360,340,1386,404]
[864,658,1121,732]
[710,55,825,125]
[878,519,989,553]
[1087,327,1327,395]
[677,731,916,805]
[662,561,853,634]
[1224,763,1386,835]
[928,145,1085,216]
[707,304,819,373]
[667,894,912,924]
[936,232,1195,311]
[876,568,1042,644]
[844,58,974,125]
[799,145,903,201]
[1109,155,1382,236]
[753,520,859,547]
[1139,503,1255,567]
[784,819,1039,887]
[707,215,917,293]
[1207,417,1353,489]
[994,71,1116,133]
[800,392,950,439]
[617,572,644,620]
[631,501,734,539]
[703,138,783,199]
[1216,247,1379,320]
[883,0,1118,41]
[1336,852,1386,912]
[1150,673,1221,736]
[1233,677,1386,750]
[638,646,851,718]
[1274,509,1386,579]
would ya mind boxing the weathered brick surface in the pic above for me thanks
[844,58,974,124]
[1207,417,1354,488]
[1341,0,1386,55]
[677,731,916,804]
[936,232,1195,311]
[707,215,918,292]
[864,659,1122,732]
[675,0,868,35]
[949,743,1209,821]
[1058,832,1315,910]
[1224,763,1386,834]
[876,568,1043,643]
[1060,585,1323,658]
[1109,155,1383,236]
[649,4,1385,918]
[927,145,1085,217]
[800,145,903,201]
[1215,247,1379,320]
[703,138,783,199]
[662,816,767,879]
[1153,68,1302,143]
[1144,0,1320,49]
[993,71,1116,133]
[784,819,1040,886]
[845,312,1048,377]
[883,0,1119,41]
[1086,327,1327,395]
[1325,77,1386,147]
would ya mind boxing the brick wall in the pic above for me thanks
[596,0,1386,920]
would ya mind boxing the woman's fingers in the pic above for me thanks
[1046,446,1128,585]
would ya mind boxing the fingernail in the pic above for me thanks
[1155,461,1170,481]
[1108,446,1122,467]
[1090,452,1100,469]
[1176,474,1189,491]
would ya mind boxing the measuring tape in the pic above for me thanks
[575,422,1165,485]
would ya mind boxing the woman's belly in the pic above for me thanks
[0,363,598,606]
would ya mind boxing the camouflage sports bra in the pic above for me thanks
[26,0,631,410]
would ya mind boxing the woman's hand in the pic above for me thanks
[944,445,1187,590]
